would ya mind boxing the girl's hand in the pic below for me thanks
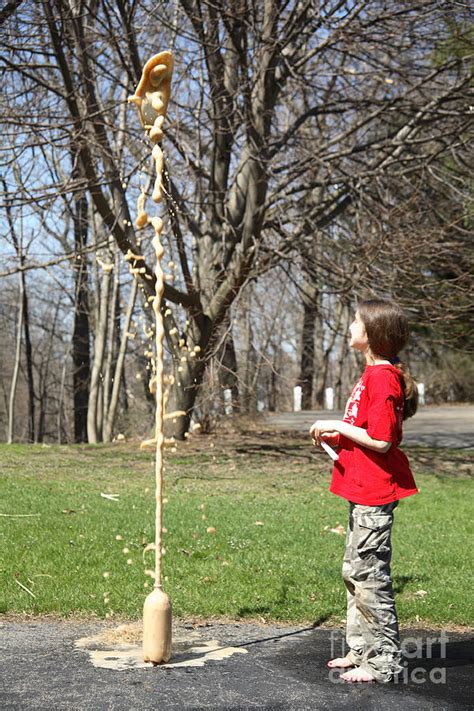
[309,420,340,447]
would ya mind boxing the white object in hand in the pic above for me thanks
[321,441,339,461]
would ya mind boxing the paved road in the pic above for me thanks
[266,405,474,449]
[1,620,473,710]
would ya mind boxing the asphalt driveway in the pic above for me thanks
[1,620,472,710]
[266,405,474,449]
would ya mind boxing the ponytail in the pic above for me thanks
[394,361,418,419]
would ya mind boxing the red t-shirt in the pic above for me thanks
[329,364,418,505]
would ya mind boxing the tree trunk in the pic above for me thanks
[268,360,277,412]
[87,258,112,443]
[299,292,317,410]
[217,322,239,412]
[7,261,24,444]
[315,350,331,409]
[117,280,129,414]
[334,306,352,409]
[164,357,207,440]
[36,386,47,443]
[57,350,68,444]
[314,299,346,408]
[102,248,120,435]
[22,267,35,442]
[241,291,257,414]
[313,326,325,408]
[2,189,35,442]
[72,175,90,443]
[103,279,137,442]
[36,300,60,444]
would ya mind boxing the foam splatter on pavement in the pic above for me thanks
[75,624,247,671]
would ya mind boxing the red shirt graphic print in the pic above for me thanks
[344,377,366,426]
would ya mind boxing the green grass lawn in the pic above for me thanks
[0,432,472,627]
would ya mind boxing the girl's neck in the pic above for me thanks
[364,350,391,366]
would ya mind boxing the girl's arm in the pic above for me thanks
[309,420,391,454]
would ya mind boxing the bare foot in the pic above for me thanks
[340,667,375,683]
[327,656,355,669]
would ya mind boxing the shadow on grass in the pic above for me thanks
[393,575,415,594]
[234,443,316,462]
[237,582,289,619]
[237,579,332,621]
[237,604,277,617]
[407,446,474,480]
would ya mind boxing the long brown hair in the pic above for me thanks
[357,298,418,419]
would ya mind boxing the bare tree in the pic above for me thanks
[103,278,137,442]
[70,157,91,442]
[2,180,36,441]
[6,221,24,444]
[1,1,472,439]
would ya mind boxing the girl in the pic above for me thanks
[310,298,418,684]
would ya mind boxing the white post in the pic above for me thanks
[325,387,334,410]
[417,383,425,406]
[293,386,302,412]
[223,388,233,415]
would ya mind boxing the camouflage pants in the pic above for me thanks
[343,501,404,682]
